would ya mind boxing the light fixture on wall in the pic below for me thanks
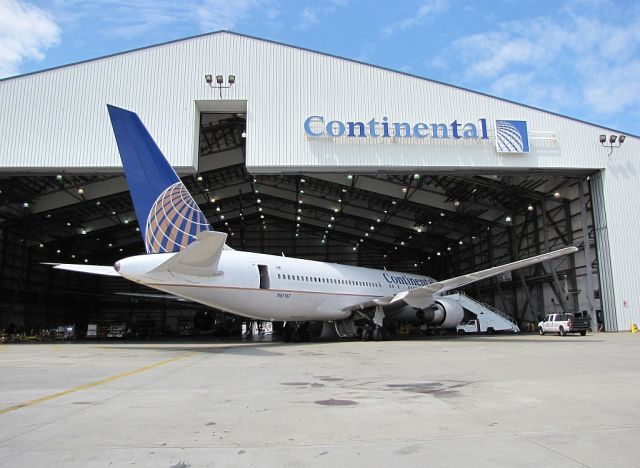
[205,74,236,98]
[599,133,626,156]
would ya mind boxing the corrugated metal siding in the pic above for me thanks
[590,172,618,331]
[0,31,632,172]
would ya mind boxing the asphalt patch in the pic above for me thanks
[314,398,358,406]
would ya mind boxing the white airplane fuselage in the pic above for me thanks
[116,250,436,322]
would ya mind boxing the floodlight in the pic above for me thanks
[228,75,236,84]
[599,134,606,143]
[204,74,213,84]
[216,75,224,84]
[619,135,626,144]
[609,134,617,144]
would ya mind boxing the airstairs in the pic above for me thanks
[443,292,520,333]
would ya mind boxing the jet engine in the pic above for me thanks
[429,298,465,328]
[390,298,464,328]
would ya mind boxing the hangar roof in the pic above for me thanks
[0,30,633,138]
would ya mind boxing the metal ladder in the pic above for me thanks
[444,291,518,325]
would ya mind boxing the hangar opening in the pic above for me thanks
[0,109,606,336]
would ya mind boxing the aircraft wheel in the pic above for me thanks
[372,327,383,341]
[362,327,373,341]
[580,330,587,336]
[282,327,293,343]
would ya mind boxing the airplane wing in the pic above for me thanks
[44,263,121,277]
[349,246,578,311]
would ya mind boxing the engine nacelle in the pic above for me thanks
[431,298,465,328]
[388,298,464,328]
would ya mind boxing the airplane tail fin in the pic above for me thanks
[107,105,213,254]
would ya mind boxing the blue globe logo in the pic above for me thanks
[145,182,212,253]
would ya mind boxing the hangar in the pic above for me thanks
[0,31,637,336]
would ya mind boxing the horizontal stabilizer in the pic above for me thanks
[46,263,121,277]
[150,230,227,277]
[115,292,191,302]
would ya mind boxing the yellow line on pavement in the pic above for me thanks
[0,345,6,352]
[0,352,193,416]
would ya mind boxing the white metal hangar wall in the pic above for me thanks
[0,31,638,331]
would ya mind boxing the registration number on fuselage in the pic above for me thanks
[277,293,291,299]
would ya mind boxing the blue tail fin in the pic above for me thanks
[107,105,213,254]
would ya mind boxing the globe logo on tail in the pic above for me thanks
[145,182,212,253]
[495,120,529,153]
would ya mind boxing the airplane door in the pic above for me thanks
[258,264,270,289]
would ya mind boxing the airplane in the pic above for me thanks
[51,105,578,341]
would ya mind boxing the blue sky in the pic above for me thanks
[1,0,639,134]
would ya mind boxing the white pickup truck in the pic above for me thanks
[538,313,589,336]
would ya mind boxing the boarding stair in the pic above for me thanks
[443,291,520,333]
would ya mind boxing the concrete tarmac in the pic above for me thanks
[0,333,639,467]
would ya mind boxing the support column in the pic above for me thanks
[578,178,598,332]
[564,200,579,314]
[541,199,570,314]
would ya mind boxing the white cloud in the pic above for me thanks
[381,0,447,38]
[444,4,640,119]
[196,0,263,32]
[293,2,348,33]
[0,0,60,78]
[46,1,269,41]
[355,41,376,62]
[295,7,319,32]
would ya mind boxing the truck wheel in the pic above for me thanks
[538,327,545,336]
[559,326,566,336]
[457,329,466,335]
[486,327,495,335]
[580,330,587,336]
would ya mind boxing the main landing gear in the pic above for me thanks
[360,324,387,341]
[281,321,311,343]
